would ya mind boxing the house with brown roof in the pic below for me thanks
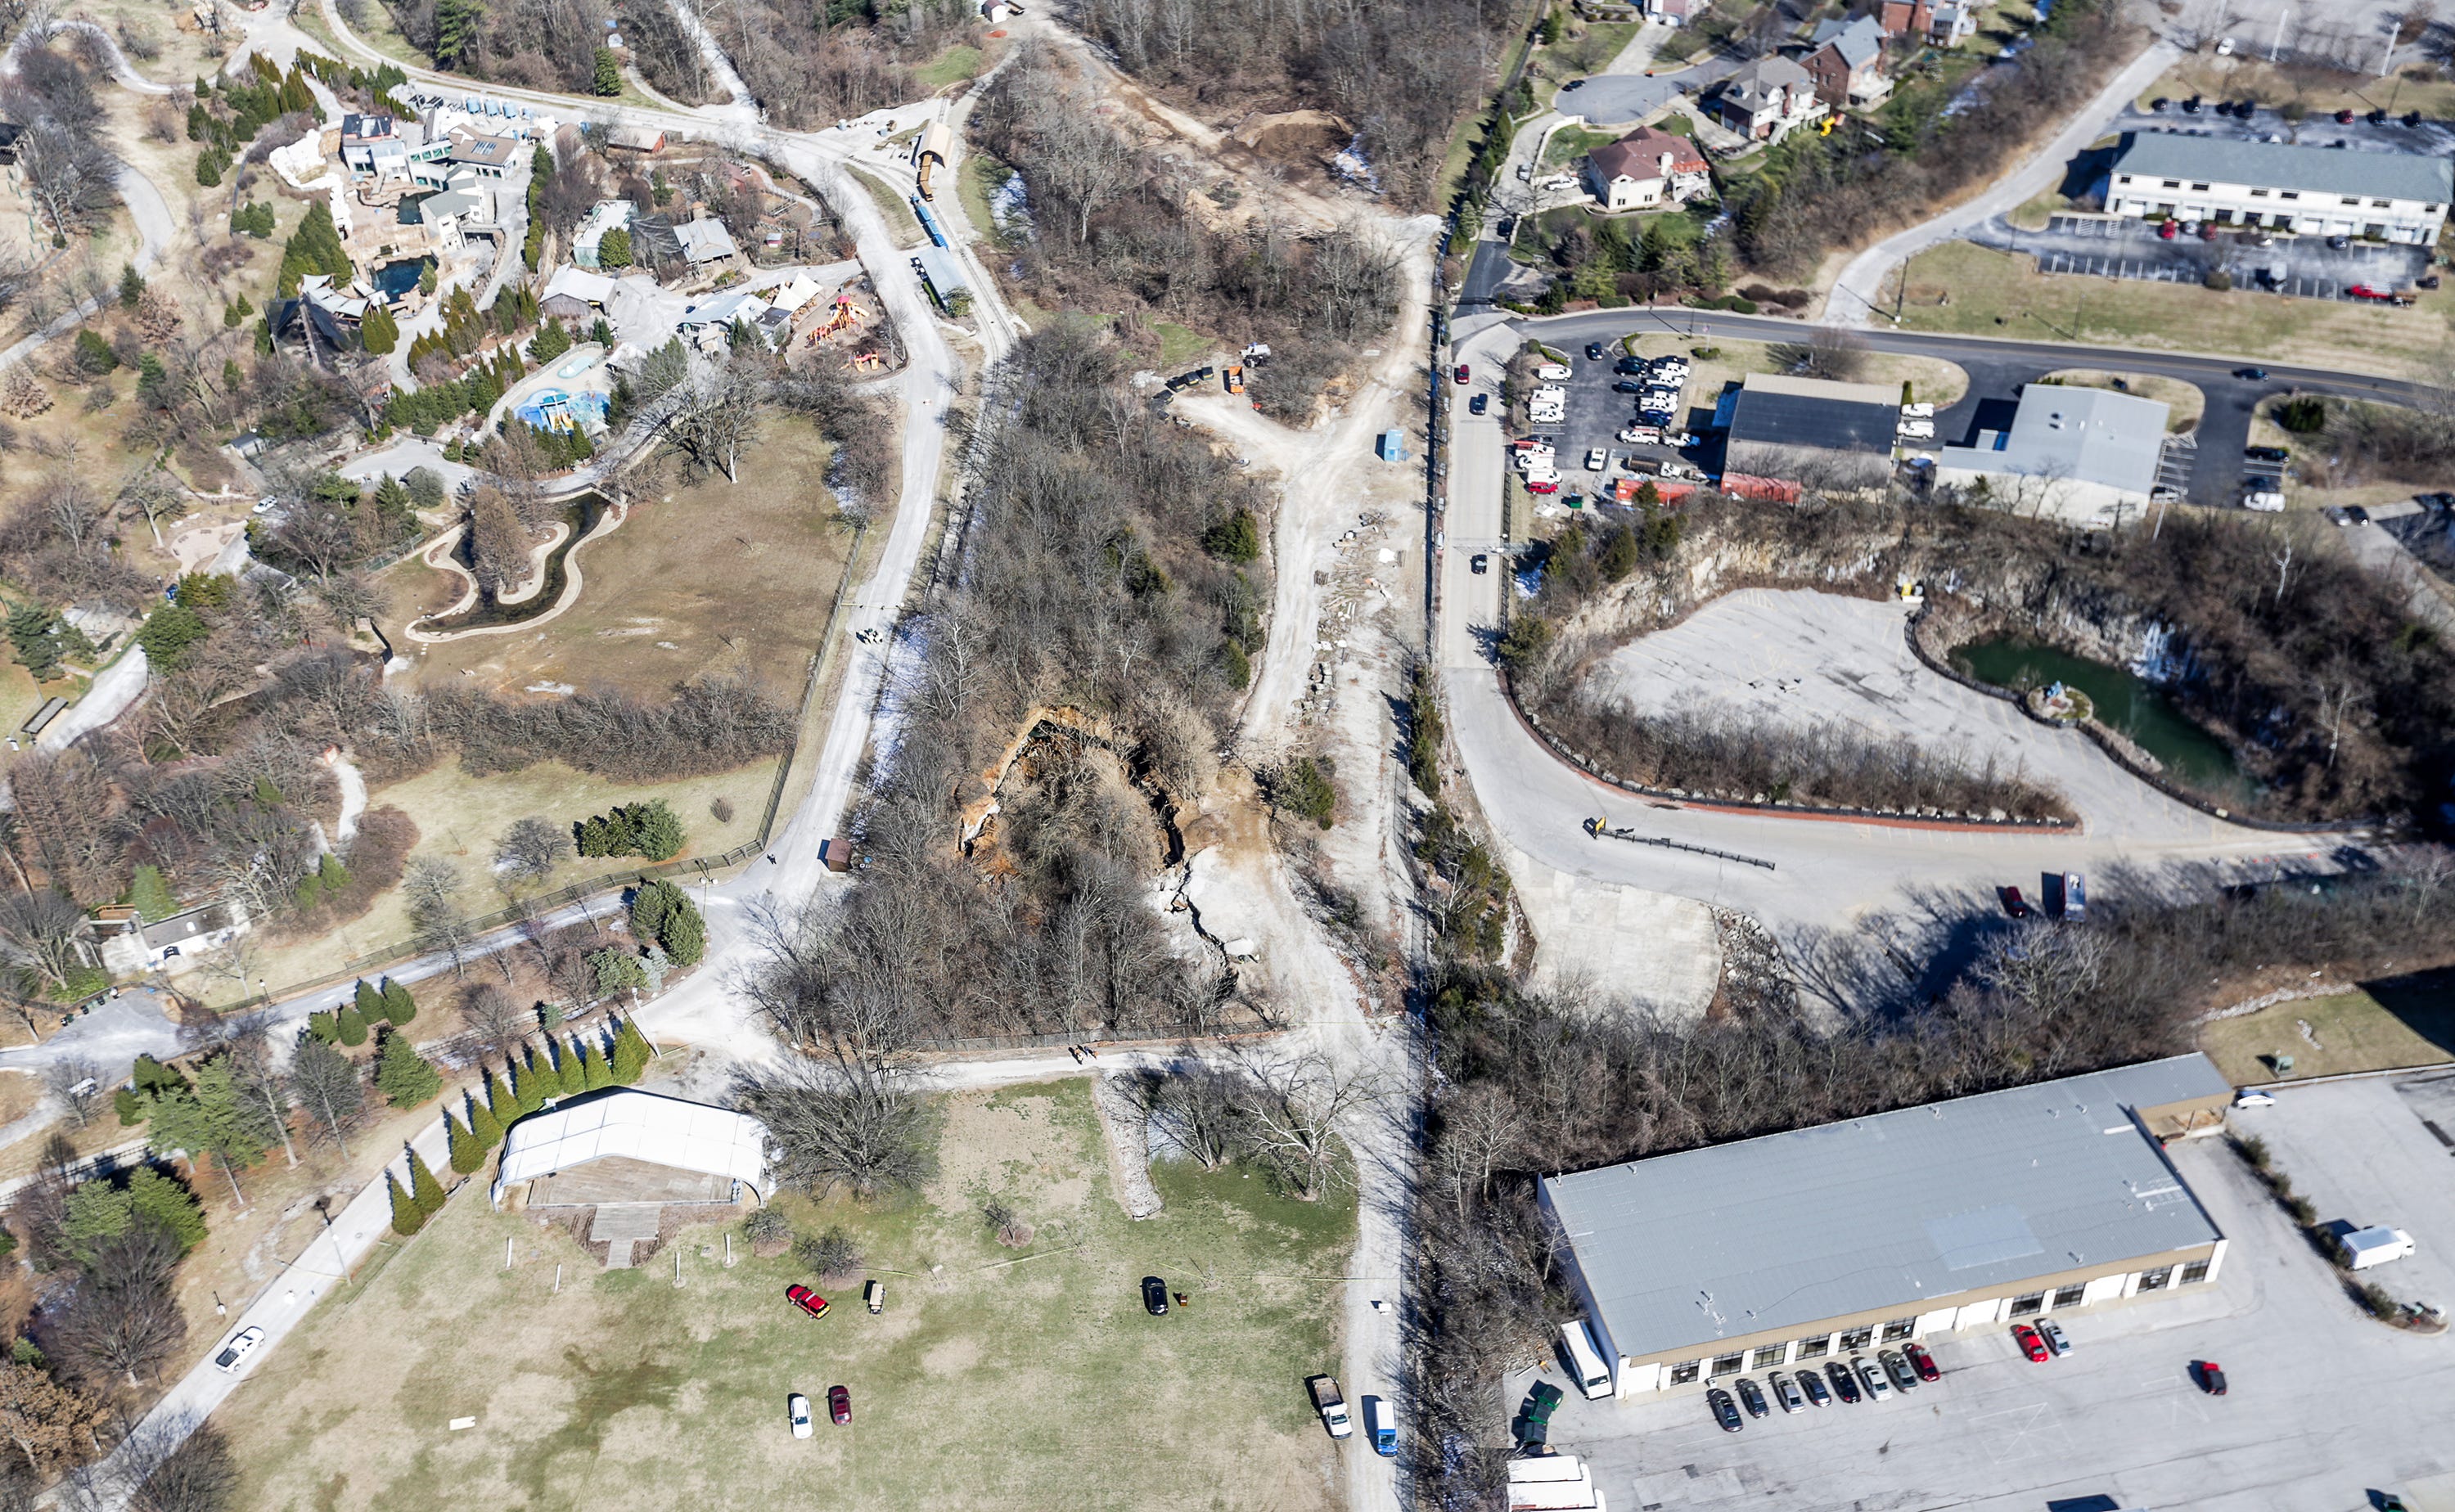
[1584,128,1712,211]
[1707,56,1827,142]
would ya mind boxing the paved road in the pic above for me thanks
[1828,38,2184,326]
[1439,317,2349,964]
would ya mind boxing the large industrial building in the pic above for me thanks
[1715,372,1902,498]
[1540,1055,2233,1398]
[2104,133,2453,244]
[1935,384,2171,524]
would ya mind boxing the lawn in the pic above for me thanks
[2200,970,2455,1085]
[914,43,986,92]
[2137,56,2455,123]
[957,150,1016,250]
[1152,321,1214,366]
[218,1079,1354,1511]
[847,163,923,245]
[1890,241,2455,376]
[1542,124,1620,172]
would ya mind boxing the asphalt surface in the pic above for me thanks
[1440,314,2356,980]
[1510,304,2439,506]
[1544,1122,2455,1512]
[1973,211,2433,299]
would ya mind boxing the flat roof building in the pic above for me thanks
[1936,384,2170,524]
[2106,132,2453,245]
[1716,371,1901,498]
[1540,1054,2232,1399]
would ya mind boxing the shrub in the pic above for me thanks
[744,1208,791,1256]
[2276,396,2327,434]
[2202,268,2233,291]
[1202,509,1263,562]
[1265,756,1338,829]
[2233,1133,2270,1169]
[2286,1194,2318,1226]
[795,1226,863,1279]
[2358,1280,2401,1319]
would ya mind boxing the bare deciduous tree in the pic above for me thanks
[43,1057,101,1128]
[55,1225,187,1388]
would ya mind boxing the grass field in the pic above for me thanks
[2138,56,2455,123]
[1151,321,1214,366]
[1891,241,2455,376]
[957,151,1015,251]
[1542,124,1619,172]
[219,1079,1354,1511]
[914,42,986,92]
[2200,970,2455,1085]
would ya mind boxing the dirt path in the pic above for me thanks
[403,501,629,645]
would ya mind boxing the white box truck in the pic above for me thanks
[1557,1318,1613,1400]
[2341,1226,2417,1270]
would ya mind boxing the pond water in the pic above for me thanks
[1950,634,2255,801]
[373,259,426,302]
[419,493,607,633]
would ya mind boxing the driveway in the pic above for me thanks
[1532,1128,2455,1512]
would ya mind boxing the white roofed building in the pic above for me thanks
[494,1088,771,1208]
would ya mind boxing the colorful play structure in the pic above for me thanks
[512,388,610,434]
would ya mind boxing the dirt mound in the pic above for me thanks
[1228,108,1354,168]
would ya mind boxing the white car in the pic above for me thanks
[789,1393,813,1438]
[1900,402,1935,419]
[2244,490,2286,511]
[213,1326,266,1374]
[1534,363,1573,381]
[1896,421,1936,440]
[2234,1089,2277,1108]
[1584,448,1608,470]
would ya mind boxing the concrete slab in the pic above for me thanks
[1498,835,1721,1019]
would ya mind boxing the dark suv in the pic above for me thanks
[1141,1276,1169,1315]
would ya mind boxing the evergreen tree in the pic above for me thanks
[446,1110,484,1175]
[318,852,352,895]
[469,1090,505,1149]
[386,1172,426,1235]
[382,979,417,1025]
[336,1005,368,1046]
[631,800,684,862]
[575,1035,613,1091]
[373,1032,442,1107]
[512,1051,547,1113]
[72,329,119,376]
[663,899,706,967]
[126,1167,208,1252]
[354,979,385,1023]
[306,1010,340,1044]
[360,302,399,354]
[114,1089,146,1126]
[589,317,614,347]
[408,1147,446,1214]
[629,880,674,943]
[592,46,622,95]
[484,1069,519,1131]
[118,264,145,308]
[597,226,633,268]
[610,1019,651,1085]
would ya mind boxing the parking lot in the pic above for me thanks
[1975,210,2434,299]
[1520,1081,2455,1511]
[1501,336,1713,505]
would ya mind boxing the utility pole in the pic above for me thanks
[2269,5,2287,62]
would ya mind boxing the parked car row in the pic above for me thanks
[2011,1319,2074,1361]
[1705,1346,1939,1432]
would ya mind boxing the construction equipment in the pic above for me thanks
[1224,364,1245,394]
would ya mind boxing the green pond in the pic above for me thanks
[1949,635,2256,802]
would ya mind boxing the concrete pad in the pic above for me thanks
[1500,837,1721,1019]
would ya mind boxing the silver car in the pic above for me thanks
[2038,1319,2073,1355]
[1768,1370,1804,1413]
[1855,1355,1894,1401]
[1881,1348,1920,1392]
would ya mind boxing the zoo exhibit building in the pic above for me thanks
[1539,1055,2234,1397]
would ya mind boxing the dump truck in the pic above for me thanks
[1223,364,1246,394]
[1307,1375,1354,1439]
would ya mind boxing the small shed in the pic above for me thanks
[1376,430,1409,462]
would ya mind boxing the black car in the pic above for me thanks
[1613,380,1644,394]
[1471,552,1489,574]
[1798,1369,1831,1407]
[1734,1377,1768,1418]
[2181,94,2202,114]
[2196,1360,2228,1396]
[2244,444,2289,461]
[1706,1388,1744,1432]
[1825,1361,1862,1404]
[1585,342,1606,360]
[1468,393,1489,415]
[2149,96,2169,111]
[2233,367,2268,380]
[1614,358,1646,376]
[1141,1276,1169,1316]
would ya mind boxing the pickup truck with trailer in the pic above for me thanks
[1309,1375,1354,1438]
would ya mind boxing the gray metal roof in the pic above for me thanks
[1724,373,1900,456]
[1543,1055,2230,1361]
[2114,131,2454,207]
[1939,385,2169,495]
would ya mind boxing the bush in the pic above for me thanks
[2357,1280,2401,1319]
[2276,396,2327,434]
[575,799,686,862]
[1265,756,1338,829]
[1202,509,1263,563]
[795,1226,863,1280]
[744,1208,791,1256]
[2202,268,2233,291]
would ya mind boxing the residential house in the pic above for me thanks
[673,216,741,267]
[1875,0,1931,38]
[606,124,666,155]
[341,114,409,178]
[1804,15,1891,110]
[2104,132,2453,244]
[94,901,250,974]
[1707,57,1827,142]
[1927,0,1979,45]
[447,133,521,179]
[541,264,619,321]
[1584,128,1712,211]
[1641,0,1702,20]
[574,199,637,268]
[414,182,493,250]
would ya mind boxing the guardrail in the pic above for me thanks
[1585,821,1776,871]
